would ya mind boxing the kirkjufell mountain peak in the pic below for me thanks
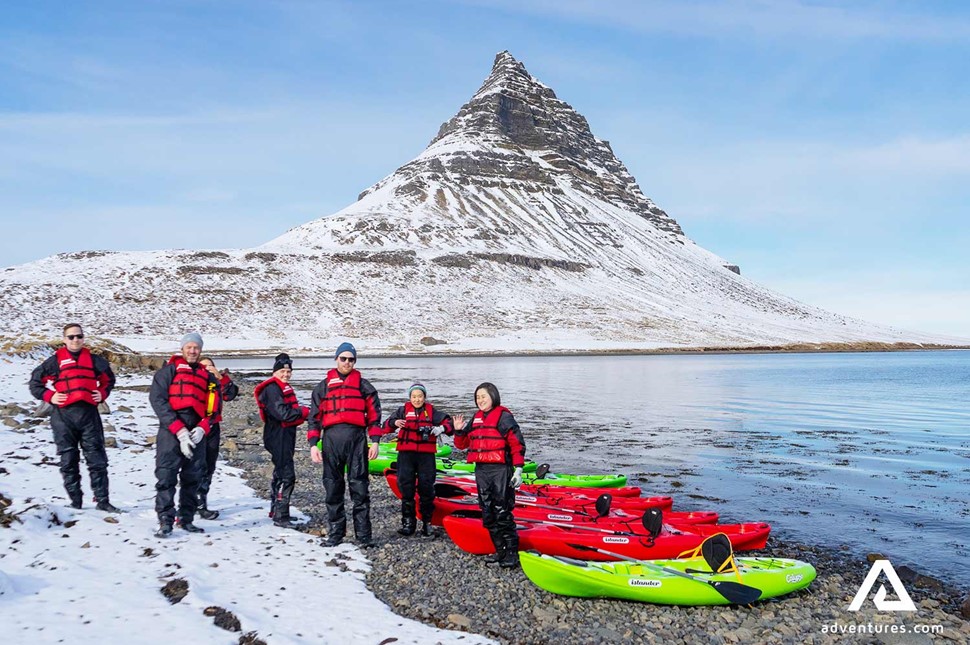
[269,50,682,254]
[0,52,959,352]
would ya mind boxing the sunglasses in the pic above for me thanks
[65,334,84,340]
[337,356,357,363]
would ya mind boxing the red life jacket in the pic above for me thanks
[317,369,366,428]
[53,347,98,406]
[396,402,438,453]
[466,406,512,464]
[167,356,210,418]
[254,377,303,427]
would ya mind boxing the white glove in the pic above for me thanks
[431,426,446,437]
[189,427,205,445]
[176,429,194,459]
[510,466,523,488]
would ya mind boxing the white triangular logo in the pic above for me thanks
[847,560,917,612]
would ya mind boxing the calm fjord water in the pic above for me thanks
[224,350,970,585]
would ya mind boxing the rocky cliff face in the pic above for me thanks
[0,52,953,352]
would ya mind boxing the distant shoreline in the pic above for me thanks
[145,341,970,360]
[3,335,967,363]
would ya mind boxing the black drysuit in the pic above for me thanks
[28,351,116,505]
[382,404,454,524]
[257,381,306,518]
[308,376,382,543]
[456,410,526,559]
[149,362,218,526]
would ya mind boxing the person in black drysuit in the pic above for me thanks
[379,382,454,536]
[28,323,119,512]
[308,342,382,548]
[149,332,219,537]
[453,382,527,568]
[255,353,309,527]
[196,356,240,520]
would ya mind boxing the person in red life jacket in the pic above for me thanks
[452,382,526,568]
[380,383,454,537]
[195,356,239,520]
[28,323,119,512]
[308,342,382,548]
[149,332,219,538]
[254,353,309,527]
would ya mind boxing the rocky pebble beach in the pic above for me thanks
[3,371,969,644]
[209,384,970,644]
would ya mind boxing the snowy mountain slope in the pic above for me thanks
[1,52,961,352]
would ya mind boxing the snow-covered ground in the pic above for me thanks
[0,354,491,644]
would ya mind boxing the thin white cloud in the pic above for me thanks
[460,0,970,40]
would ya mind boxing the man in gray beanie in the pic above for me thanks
[149,332,219,537]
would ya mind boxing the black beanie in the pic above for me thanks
[273,353,293,372]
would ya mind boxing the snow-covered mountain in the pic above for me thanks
[1,52,960,352]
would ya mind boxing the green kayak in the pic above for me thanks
[521,552,816,605]
[365,447,463,475]
[377,442,452,458]
[435,468,627,488]
[435,458,538,474]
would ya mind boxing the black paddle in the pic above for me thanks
[565,543,762,605]
[510,511,660,536]
[534,463,551,479]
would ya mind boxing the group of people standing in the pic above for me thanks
[29,328,527,568]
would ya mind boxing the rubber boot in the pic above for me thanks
[484,530,506,565]
[499,526,520,567]
[198,493,219,520]
[323,519,346,547]
[68,490,83,509]
[420,521,433,537]
[397,516,416,537]
[95,499,123,514]
[273,502,296,528]
[273,485,297,527]
[155,521,173,538]
[179,515,205,533]
[499,550,520,568]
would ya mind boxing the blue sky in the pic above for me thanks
[1,0,968,337]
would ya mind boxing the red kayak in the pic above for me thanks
[514,491,675,513]
[443,515,771,560]
[385,473,711,526]
[427,474,669,510]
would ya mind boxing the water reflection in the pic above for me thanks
[222,351,970,583]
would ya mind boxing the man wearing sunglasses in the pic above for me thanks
[308,342,383,548]
[29,323,119,512]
